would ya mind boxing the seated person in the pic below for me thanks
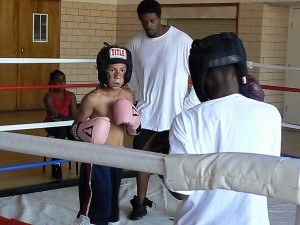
[43,69,77,179]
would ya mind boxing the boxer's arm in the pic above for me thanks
[71,93,95,139]
[74,94,95,123]
[68,92,78,120]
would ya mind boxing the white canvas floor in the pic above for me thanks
[0,175,297,225]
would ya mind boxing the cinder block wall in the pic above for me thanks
[239,3,289,113]
[59,1,289,113]
[238,3,264,78]
[60,1,117,102]
[259,4,288,112]
[116,4,140,47]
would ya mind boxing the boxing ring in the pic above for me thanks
[1,57,300,224]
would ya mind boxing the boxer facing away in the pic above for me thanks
[72,43,141,225]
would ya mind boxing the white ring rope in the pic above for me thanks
[247,61,300,71]
[0,58,95,64]
[1,131,300,206]
[282,122,300,130]
[0,121,298,131]
[0,121,73,131]
[1,58,300,72]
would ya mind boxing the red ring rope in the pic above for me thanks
[261,85,300,93]
[0,83,98,90]
[0,83,299,93]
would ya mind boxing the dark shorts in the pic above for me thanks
[78,163,123,225]
[133,129,170,154]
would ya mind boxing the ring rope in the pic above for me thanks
[0,84,98,90]
[0,159,70,172]
[1,58,300,72]
[0,121,297,132]
[261,85,300,93]
[0,121,73,131]
[247,61,300,71]
[0,131,165,175]
[0,58,95,64]
[1,131,300,206]
[0,83,299,93]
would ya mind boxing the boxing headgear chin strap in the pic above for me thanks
[189,32,249,102]
[96,43,133,87]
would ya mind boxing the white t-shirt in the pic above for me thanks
[127,26,200,131]
[169,94,282,225]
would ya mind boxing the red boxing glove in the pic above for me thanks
[247,75,265,102]
[71,117,111,144]
[113,99,141,135]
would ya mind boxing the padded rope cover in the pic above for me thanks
[164,152,300,204]
[1,131,300,205]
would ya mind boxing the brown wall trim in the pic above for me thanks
[161,3,240,34]
[161,3,239,7]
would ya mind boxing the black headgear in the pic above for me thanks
[96,43,132,86]
[189,32,249,102]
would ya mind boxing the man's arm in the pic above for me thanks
[126,41,140,103]
[127,68,140,103]
[164,115,193,200]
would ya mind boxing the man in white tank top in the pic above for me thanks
[126,0,200,220]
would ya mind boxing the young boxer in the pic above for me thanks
[72,43,140,225]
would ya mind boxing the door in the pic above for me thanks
[0,0,18,111]
[283,8,300,124]
[0,0,60,111]
[17,0,60,110]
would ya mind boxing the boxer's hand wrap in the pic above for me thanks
[71,117,111,144]
[113,99,141,135]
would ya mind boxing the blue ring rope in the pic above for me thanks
[0,151,299,172]
[280,153,300,159]
[0,159,70,172]
[0,146,134,172]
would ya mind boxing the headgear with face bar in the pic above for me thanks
[189,32,249,102]
[97,42,132,86]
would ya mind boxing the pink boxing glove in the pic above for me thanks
[113,99,141,135]
[71,117,111,144]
